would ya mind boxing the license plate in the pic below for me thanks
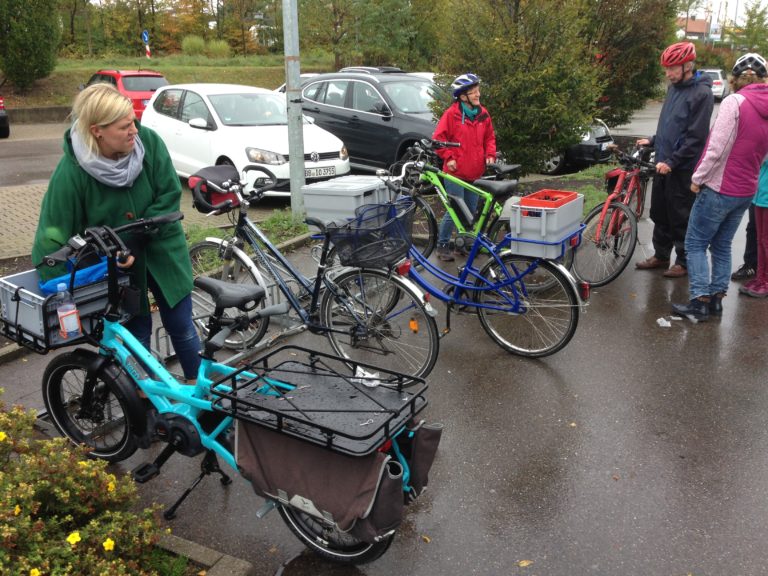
[305,166,336,179]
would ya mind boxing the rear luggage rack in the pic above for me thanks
[211,345,428,456]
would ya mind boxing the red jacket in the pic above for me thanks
[433,101,497,181]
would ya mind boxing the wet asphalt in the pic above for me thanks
[4,213,768,575]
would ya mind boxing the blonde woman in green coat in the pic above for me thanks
[32,83,201,381]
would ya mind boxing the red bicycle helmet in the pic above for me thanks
[660,42,696,67]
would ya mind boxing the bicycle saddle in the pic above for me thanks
[471,178,519,199]
[193,276,266,311]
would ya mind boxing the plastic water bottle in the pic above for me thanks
[54,282,81,339]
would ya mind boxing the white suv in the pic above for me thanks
[702,69,730,101]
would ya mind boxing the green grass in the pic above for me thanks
[185,207,308,247]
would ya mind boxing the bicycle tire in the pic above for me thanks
[189,239,270,349]
[410,194,438,259]
[572,201,638,287]
[42,350,140,462]
[320,268,439,381]
[487,215,575,269]
[278,504,393,564]
[475,254,579,357]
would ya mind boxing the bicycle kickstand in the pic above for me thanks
[163,450,232,520]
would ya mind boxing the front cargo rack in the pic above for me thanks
[211,345,428,456]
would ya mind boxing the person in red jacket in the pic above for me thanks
[434,73,497,261]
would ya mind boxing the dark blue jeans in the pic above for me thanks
[125,274,201,380]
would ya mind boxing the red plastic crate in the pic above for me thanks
[519,189,579,208]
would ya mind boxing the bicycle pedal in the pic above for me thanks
[132,462,160,483]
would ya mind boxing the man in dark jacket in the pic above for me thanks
[636,41,714,278]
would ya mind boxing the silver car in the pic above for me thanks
[702,69,730,101]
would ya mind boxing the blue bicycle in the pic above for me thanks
[1,213,440,564]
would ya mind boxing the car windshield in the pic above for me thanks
[208,93,291,126]
[122,76,168,92]
[705,71,721,81]
[381,81,441,114]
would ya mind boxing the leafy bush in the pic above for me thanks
[180,35,206,56]
[0,391,168,575]
[206,40,232,60]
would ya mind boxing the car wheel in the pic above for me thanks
[541,152,566,175]
[0,126,9,139]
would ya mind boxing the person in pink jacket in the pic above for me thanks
[433,73,497,262]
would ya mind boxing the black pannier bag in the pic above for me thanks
[236,417,442,543]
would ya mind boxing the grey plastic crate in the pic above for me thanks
[0,269,130,350]
[302,176,389,229]
[506,193,584,258]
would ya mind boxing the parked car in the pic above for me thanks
[0,96,9,139]
[141,83,350,196]
[541,119,614,175]
[274,73,319,93]
[85,69,169,120]
[702,68,730,101]
[299,68,445,171]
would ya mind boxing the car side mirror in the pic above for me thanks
[188,117,209,130]
[374,103,392,117]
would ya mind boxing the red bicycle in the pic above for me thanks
[571,146,656,287]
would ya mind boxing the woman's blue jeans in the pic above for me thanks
[438,179,479,247]
[685,186,752,299]
[125,274,201,380]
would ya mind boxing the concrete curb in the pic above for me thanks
[159,533,254,576]
[0,232,314,366]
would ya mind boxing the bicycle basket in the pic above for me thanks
[327,199,415,268]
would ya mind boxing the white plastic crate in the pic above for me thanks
[302,176,390,230]
[0,269,130,351]
[506,192,584,258]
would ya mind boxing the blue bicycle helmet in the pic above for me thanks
[451,73,480,99]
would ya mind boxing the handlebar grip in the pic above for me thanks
[43,245,75,267]
[148,211,184,226]
[242,165,278,195]
[191,177,234,214]
[305,216,327,233]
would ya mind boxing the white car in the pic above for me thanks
[141,83,350,196]
[702,69,730,101]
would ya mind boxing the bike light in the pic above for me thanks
[396,259,412,276]
[569,235,580,247]
[580,281,591,301]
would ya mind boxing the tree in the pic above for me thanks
[735,0,768,53]
[0,0,60,92]
[433,0,605,172]
[582,0,677,126]
[299,0,359,69]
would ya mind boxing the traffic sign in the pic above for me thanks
[141,30,149,44]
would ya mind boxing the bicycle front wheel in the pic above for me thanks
[572,201,637,287]
[278,504,393,564]
[42,350,140,462]
[320,268,439,381]
[189,239,270,349]
[476,254,579,357]
[410,194,438,259]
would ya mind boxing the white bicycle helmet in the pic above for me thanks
[451,73,480,99]
[732,53,768,78]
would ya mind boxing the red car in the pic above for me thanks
[0,96,9,139]
[85,69,169,120]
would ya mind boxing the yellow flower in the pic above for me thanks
[14,505,21,516]
[0,431,6,442]
[77,461,88,467]
[107,481,115,492]
[30,569,41,576]
[66,531,81,546]
[103,537,115,551]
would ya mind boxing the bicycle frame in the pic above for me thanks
[592,152,651,243]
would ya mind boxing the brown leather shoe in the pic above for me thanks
[663,264,687,278]
[636,256,670,270]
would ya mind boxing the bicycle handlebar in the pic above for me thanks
[43,211,184,267]
[609,145,657,171]
[189,164,278,214]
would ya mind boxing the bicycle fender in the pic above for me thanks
[203,236,272,306]
[548,260,586,310]
[71,347,148,436]
[393,274,439,318]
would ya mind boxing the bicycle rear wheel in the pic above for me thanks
[42,350,140,462]
[189,239,270,349]
[475,254,579,357]
[320,268,439,381]
[278,504,393,564]
[572,201,637,287]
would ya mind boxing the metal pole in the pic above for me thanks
[282,0,305,217]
